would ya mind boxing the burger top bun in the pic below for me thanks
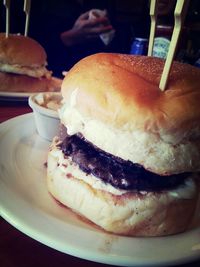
[61,53,200,139]
[0,33,46,66]
[60,53,200,175]
[0,33,51,78]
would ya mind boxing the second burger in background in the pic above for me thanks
[0,33,61,93]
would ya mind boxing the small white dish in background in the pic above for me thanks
[28,92,63,141]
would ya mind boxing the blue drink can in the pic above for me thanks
[130,38,148,55]
[195,58,200,68]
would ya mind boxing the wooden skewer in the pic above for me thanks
[3,0,10,38]
[24,0,31,36]
[159,0,189,91]
[148,0,158,56]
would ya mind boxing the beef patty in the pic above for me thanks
[60,134,189,191]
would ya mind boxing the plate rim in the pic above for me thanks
[0,91,32,97]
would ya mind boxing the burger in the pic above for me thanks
[0,33,61,92]
[47,53,200,236]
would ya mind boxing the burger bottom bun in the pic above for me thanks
[47,150,198,237]
[0,71,61,93]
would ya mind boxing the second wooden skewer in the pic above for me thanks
[3,0,10,38]
[159,0,189,91]
[24,0,31,36]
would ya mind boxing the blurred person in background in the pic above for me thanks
[0,0,114,77]
[28,0,119,77]
[0,0,150,77]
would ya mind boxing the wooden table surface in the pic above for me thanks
[0,99,200,267]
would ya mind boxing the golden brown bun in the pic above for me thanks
[0,72,62,93]
[0,33,47,66]
[47,144,198,237]
[61,53,200,140]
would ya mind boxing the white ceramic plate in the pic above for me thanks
[0,91,32,102]
[1,114,200,267]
